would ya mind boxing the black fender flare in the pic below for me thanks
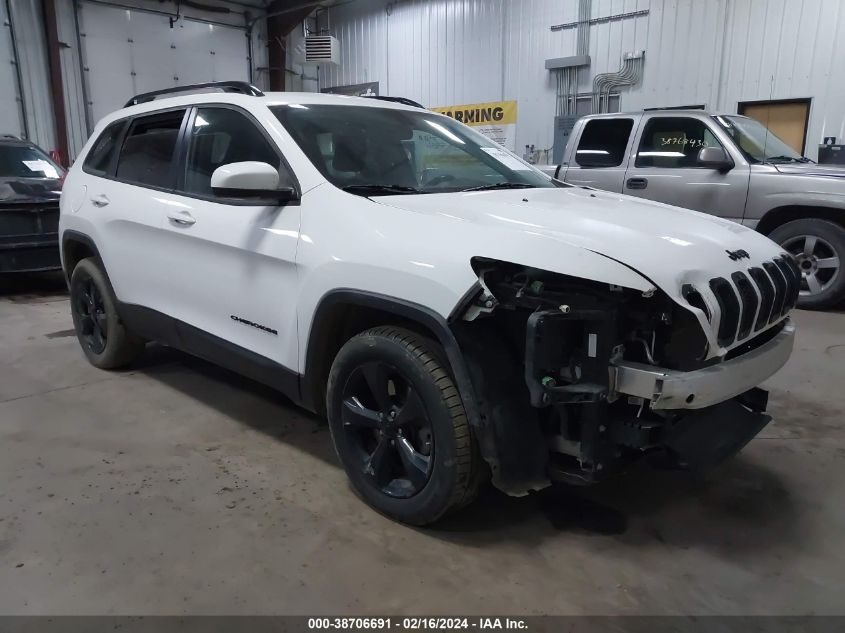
[61,230,103,283]
[301,289,482,431]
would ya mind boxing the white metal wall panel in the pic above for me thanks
[79,1,251,126]
[620,0,719,110]
[319,0,845,159]
[0,0,25,139]
[6,0,56,150]
[2,0,842,160]
[56,1,91,159]
[78,5,135,125]
[504,0,582,150]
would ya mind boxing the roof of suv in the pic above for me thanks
[117,91,427,119]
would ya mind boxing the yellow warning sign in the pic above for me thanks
[430,100,518,149]
[430,100,517,126]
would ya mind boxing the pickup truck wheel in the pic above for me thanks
[769,218,845,309]
[326,326,478,525]
[69,257,145,369]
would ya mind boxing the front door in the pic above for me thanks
[152,105,301,371]
[622,115,750,222]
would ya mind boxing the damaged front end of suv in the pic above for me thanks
[451,256,799,496]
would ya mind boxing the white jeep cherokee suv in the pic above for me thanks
[60,82,800,525]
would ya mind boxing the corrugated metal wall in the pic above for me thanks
[0,0,26,139]
[2,1,842,161]
[716,0,845,159]
[318,0,845,160]
[57,1,91,159]
[1,0,56,150]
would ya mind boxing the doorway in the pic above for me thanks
[738,99,811,155]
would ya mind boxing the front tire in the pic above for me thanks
[769,218,845,309]
[326,326,479,525]
[69,257,145,369]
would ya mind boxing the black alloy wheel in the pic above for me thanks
[73,275,108,354]
[340,361,434,498]
[69,257,145,369]
[326,326,481,524]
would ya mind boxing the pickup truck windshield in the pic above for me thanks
[713,115,810,164]
[271,104,553,195]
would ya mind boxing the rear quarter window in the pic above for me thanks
[83,120,126,176]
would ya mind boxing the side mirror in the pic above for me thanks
[210,161,296,203]
[697,146,733,171]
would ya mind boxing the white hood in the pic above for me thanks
[377,186,785,292]
[375,186,792,356]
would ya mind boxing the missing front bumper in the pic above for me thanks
[609,319,794,410]
[662,394,772,470]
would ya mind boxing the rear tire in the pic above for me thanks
[69,257,145,369]
[326,326,479,525]
[769,218,845,310]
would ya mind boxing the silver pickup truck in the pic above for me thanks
[550,110,845,308]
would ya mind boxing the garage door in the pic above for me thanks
[78,2,250,125]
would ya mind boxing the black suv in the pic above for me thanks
[0,135,65,273]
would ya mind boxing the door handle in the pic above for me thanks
[167,211,196,226]
[90,193,110,207]
[626,177,648,190]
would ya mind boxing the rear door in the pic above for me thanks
[622,115,750,221]
[84,108,189,310]
[562,117,637,192]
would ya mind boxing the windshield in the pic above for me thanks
[713,115,809,164]
[0,143,63,179]
[271,104,554,194]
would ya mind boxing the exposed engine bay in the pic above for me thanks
[452,258,782,496]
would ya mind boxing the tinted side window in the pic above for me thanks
[115,110,185,188]
[575,119,634,167]
[184,107,281,196]
[83,121,125,176]
[635,117,724,168]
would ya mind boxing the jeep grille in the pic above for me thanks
[692,255,800,348]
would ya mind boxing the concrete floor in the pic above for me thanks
[1,274,844,616]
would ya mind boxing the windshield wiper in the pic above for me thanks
[461,182,537,192]
[766,155,812,164]
[341,184,422,196]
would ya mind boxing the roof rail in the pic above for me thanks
[643,105,706,111]
[124,81,265,108]
[363,95,425,109]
